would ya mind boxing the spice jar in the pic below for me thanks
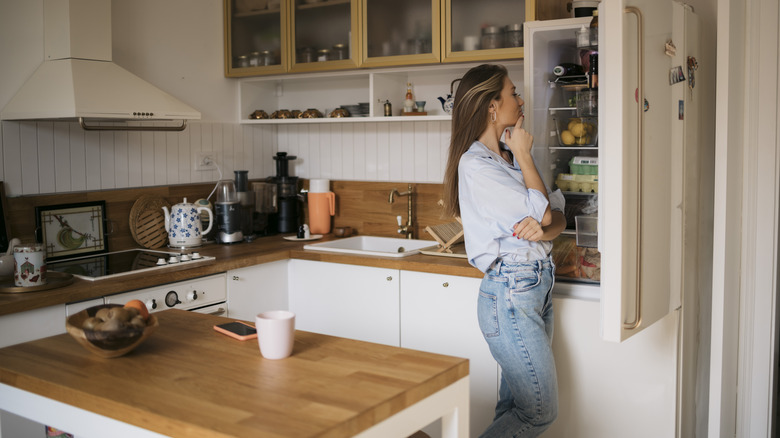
[504,24,523,48]
[236,55,249,68]
[481,26,503,50]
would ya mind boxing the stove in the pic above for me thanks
[47,249,215,281]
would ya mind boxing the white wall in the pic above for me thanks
[0,0,453,197]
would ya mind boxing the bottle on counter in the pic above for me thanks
[404,83,415,113]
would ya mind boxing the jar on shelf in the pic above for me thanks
[332,44,348,60]
[259,50,274,66]
[297,47,316,63]
[249,51,261,67]
[504,24,523,48]
[235,55,249,68]
[317,49,331,62]
[481,26,503,50]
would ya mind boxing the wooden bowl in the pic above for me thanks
[66,304,159,358]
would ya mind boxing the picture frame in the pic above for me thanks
[35,201,108,261]
[0,182,9,254]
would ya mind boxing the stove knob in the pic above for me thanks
[146,299,157,310]
[165,291,181,308]
[156,258,167,266]
[187,290,198,301]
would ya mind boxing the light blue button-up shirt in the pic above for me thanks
[458,141,565,273]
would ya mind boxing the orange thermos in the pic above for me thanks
[308,179,335,235]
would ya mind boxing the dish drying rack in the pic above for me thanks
[424,218,464,254]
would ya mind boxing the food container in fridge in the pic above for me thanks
[554,115,598,147]
[556,173,598,193]
[575,215,598,248]
[569,156,599,175]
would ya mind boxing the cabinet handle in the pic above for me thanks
[386,276,393,281]
[442,282,449,288]
[623,5,644,331]
[232,276,240,281]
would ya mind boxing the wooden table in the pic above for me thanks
[0,310,469,437]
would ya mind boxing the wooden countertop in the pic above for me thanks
[0,235,481,317]
[0,309,469,437]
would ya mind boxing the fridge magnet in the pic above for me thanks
[664,40,677,57]
[669,66,686,85]
[35,201,108,261]
[687,56,699,94]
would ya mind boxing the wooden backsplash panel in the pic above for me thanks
[5,180,454,251]
[5,184,216,252]
[328,181,455,239]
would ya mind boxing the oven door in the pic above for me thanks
[190,302,228,317]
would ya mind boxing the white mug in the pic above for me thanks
[255,311,295,360]
[13,243,46,287]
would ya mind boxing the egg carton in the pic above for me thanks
[555,173,598,193]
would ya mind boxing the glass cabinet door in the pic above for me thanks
[443,0,534,63]
[224,0,289,77]
[360,0,441,68]
[289,0,360,72]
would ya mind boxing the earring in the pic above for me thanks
[490,112,497,123]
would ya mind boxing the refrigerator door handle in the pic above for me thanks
[624,5,644,331]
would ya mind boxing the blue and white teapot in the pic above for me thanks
[438,93,454,115]
[163,198,213,248]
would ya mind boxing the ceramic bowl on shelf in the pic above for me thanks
[66,304,159,358]
[329,108,350,118]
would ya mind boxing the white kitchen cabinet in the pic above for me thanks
[0,304,66,349]
[227,260,290,322]
[399,270,497,438]
[543,297,678,437]
[288,259,400,346]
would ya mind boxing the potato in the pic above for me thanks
[129,315,146,329]
[95,307,112,322]
[99,317,124,332]
[82,316,101,330]
[107,307,133,323]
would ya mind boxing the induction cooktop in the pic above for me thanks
[47,249,215,281]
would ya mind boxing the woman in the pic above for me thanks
[443,64,567,437]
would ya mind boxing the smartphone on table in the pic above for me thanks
[213,321,257,341]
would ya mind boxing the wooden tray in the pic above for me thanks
[129,195,170,249]
[0,271,74,293]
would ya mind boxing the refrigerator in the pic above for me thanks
[525,0,701,344]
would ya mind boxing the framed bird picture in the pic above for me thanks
[35,201,108,261]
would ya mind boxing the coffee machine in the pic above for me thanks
[271,152,301,234]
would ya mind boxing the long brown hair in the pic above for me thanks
[443,64,508,218]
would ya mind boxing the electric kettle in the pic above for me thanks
[163,198,214,248]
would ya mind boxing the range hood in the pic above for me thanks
[0,0,200,131]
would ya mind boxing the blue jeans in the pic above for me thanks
[477,257,557,438]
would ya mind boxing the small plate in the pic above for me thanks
[283,234,323,242]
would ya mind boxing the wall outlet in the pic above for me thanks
[195,152,216,171]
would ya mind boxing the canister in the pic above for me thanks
[504,24,523,47]
[481,26,503,50]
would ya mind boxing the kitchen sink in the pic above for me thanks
[303,236,436,258]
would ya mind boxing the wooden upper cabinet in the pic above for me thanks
[360,0,441,68]
[224,0,289,77]
[442,0,534,63]
[288,0,360,72]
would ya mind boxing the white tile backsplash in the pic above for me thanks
[0,120,451,196]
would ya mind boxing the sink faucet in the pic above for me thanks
[389,184,414,239]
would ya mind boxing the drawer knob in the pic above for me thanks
[442,282,449,288]
[232,276,239,281]
[386,276,393,281]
